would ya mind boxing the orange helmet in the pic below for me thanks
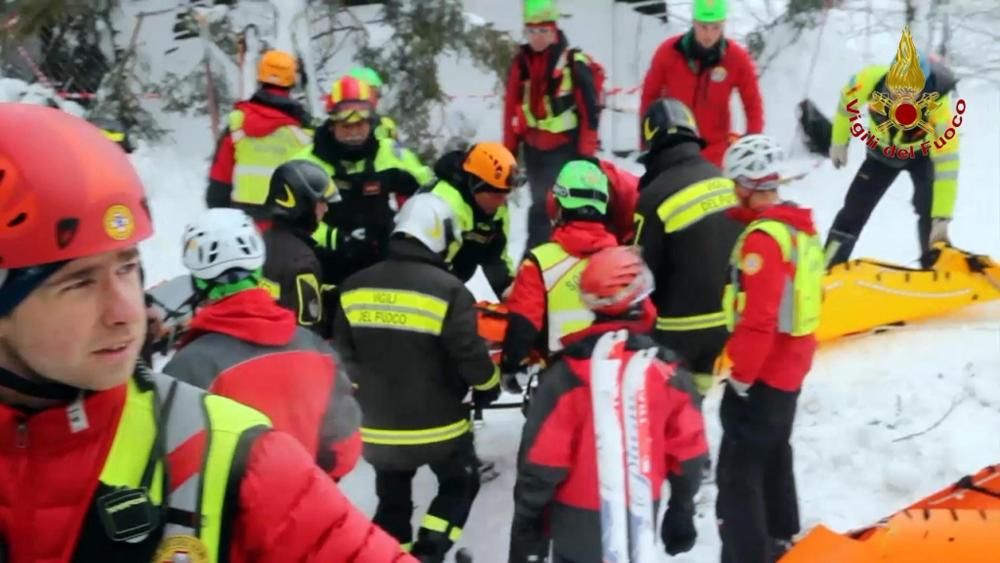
[0,103,153,269]
[327,75,375,123]
[580,246,654,317]
[257,50,297,88]
[462,142,521,192]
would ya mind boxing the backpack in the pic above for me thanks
[568,48,607,110]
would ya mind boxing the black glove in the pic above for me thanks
[661,505,697,556]
[473,385,500,409]
[508,521,549,563]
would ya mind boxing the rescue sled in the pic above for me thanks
[780,465,1000,563]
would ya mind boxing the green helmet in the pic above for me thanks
[693,0,727,22]
[524,0,559,24]
[348,66,383,88]
[553,160,610,215]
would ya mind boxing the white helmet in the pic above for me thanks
[723,134,786,189]
[181,208,266,280]
[392,193,462,255]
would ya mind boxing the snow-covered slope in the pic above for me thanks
[7,1,995,561]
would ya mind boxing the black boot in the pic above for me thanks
[411,529,452,563]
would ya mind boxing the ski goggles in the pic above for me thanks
[733,172,781,192]
[329,102,373,124]
[552,183,610,205]
[470,167,527,194]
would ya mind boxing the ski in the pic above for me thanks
[621,347,660,561]
[590,330,630,563]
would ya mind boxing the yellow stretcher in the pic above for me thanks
[780,465,1000,562]
[715,243,1000,372]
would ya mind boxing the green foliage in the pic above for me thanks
[355,0,517,161]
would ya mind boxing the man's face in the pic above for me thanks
[330,119,371,145]
[693,21,724,49]
[0,248,146,391]
[525,25,557,52]
[315,200,329,223]
[473,191,509,216]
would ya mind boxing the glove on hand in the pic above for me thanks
[929,217,951,245]
[509,520,549,563]
[661,505,697,556]
[473,385,501,409]
[829,144,848,169]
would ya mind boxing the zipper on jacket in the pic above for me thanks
[15,419,27,448]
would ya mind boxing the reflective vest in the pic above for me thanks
[642,177,737,332]
[230,109,312,206]
[427,179,511,266]
[529,243,595,352]
[374,115,398,141]
[520,50,590,134]
[88,370,271,562]
[722,219,824,337]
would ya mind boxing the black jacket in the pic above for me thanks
[635,142,743,326]
[332,237,499,470]
[421,150,513,296]
[262,222,332,337]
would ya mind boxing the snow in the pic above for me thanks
[6,0,998,560]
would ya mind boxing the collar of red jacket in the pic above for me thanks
[0,384,126,450]
[560,299,656,348]
[551,221,619,257]
[234,91,305,136]
[727,202,817,235]
[183,288,297,348]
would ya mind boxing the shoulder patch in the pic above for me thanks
[741,252,763,276]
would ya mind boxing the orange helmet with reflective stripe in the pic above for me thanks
[462,142,521,192]
[327,76,375,123]
[257,50,297,88]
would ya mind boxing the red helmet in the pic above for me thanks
[326,75,375,122]
[580,246,654,316]
[0,104,153,269]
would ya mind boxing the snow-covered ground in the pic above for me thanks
[5,1,997,561]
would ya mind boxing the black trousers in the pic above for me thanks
[653,326,730,408]
[372,435,481,559]
[717,383,801,563]
[826,155,934,267]
[523,143,577,250]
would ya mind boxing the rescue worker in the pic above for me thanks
[421,141,521,298]
[717,134,824,563]
[544,157,640,244]
[347,65,399,141]
[826,52,960,267]
[503,0,603,249]
[500,160,618,387]
[207,49,313,218]
[296,74,433,284]
[509,246,708,563]
[88,115,136,153]
[634,98,743,401]
[333,194,501,562]
[164,208,362,481]
[261,159,341,336]
[639,0,764,168]
[0,103,414,562]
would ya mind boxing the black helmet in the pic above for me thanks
[266,160,339,230]
[641,97,706,153]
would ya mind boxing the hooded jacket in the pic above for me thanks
[639,31,764,167]
[207,88,312,208]
[726,203,819,392]
[510,316,708,563]
[163,288,361,480]
[501,221,619,371]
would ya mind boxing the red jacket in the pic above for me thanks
[500,221,619,371]
[0,382,412,562]
[726,204,819,392]
[208,88,308,197]
[164,289,361,480]
[544,159,640,244]
[503,32,600,157]
[639,33,764,167]
[511,321,708,562]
